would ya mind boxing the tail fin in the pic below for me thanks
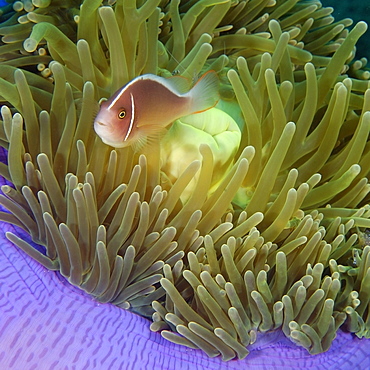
[188,70,219,114]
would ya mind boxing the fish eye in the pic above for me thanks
[118,109,126,119]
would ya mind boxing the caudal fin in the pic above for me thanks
[189,70,219,114]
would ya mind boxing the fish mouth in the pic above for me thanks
[95,121,107,126]
[94,121,113,141]
[94,120,113,134]
[93,122,124,148]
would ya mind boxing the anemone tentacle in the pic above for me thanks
[0,0,369,361]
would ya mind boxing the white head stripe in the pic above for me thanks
[124,93,135,141]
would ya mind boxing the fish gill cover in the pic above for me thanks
[0,0,369,363]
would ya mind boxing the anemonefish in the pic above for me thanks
[94,70,219,150]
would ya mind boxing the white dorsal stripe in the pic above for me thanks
[124,93,135,141]
[107,86,126,110]
[107,74,185,111]
[136,74,187,97]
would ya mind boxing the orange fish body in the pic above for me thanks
[94,71,219,149]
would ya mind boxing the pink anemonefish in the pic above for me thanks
[94,70,219,150]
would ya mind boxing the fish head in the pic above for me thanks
[93,89,135,148]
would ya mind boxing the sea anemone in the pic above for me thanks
[0,0,369,364]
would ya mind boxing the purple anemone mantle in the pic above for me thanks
[0,149,369,369]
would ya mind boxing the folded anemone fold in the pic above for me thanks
[0,0,369,362]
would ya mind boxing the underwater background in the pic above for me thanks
[0,0,367,62]
[322,0,370,62]
[0,1,368,48]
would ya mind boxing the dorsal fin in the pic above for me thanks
[188,70,219,114]
[165,75,192,94]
